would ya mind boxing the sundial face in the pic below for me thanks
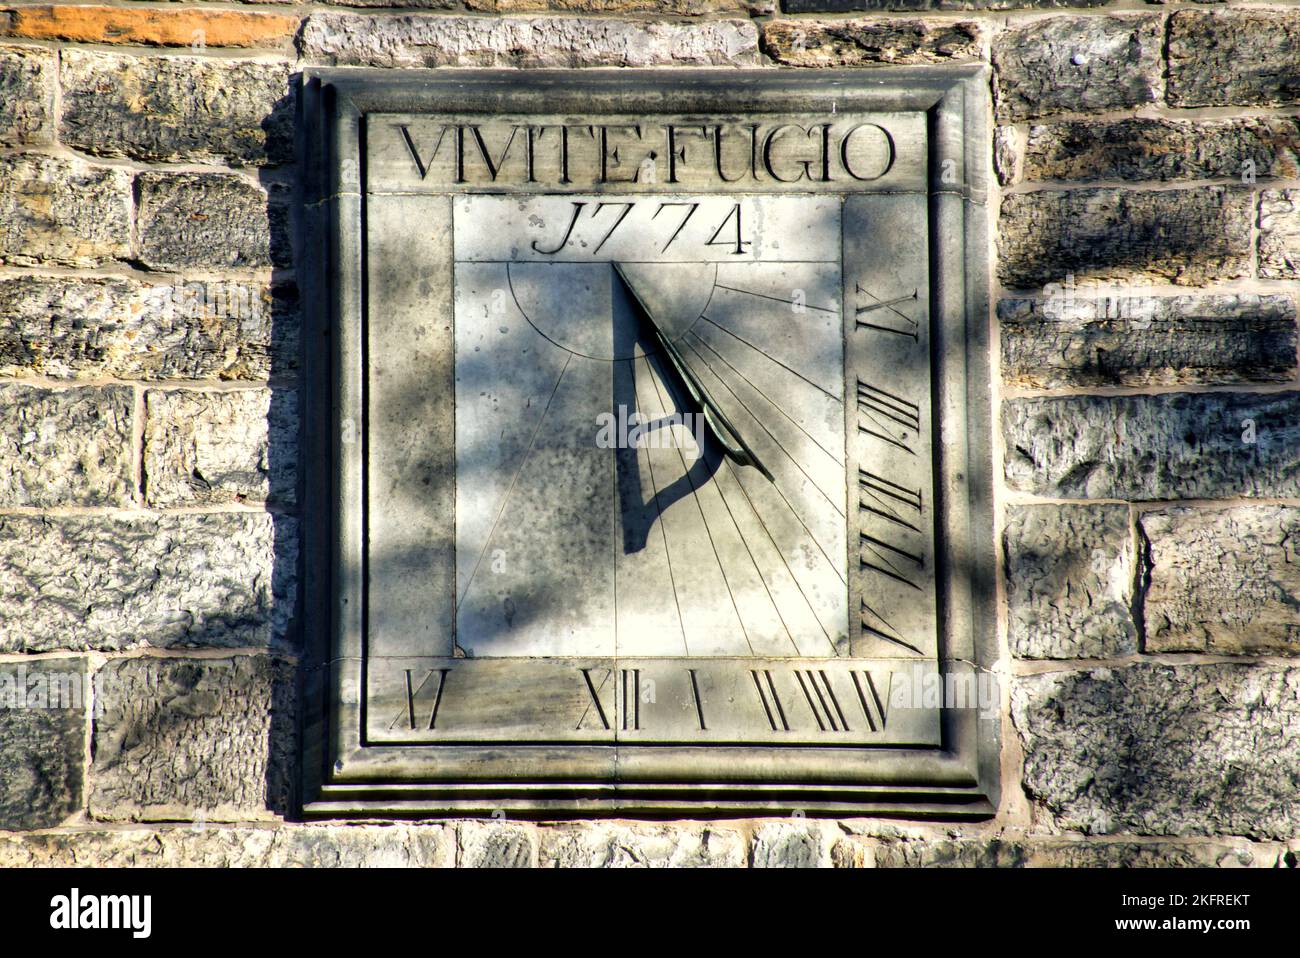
[302,70,995,815]
[453,196,849,659]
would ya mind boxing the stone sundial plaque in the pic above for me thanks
[300,68,996,817]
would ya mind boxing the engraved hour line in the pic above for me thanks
[392,668,451,731]
[457,352,572,608]
[699,315,839,403]
[713,284,838,314]
[717,454,836,655]
[854,284,918,339]
[682,335,845,519]
[689,331,843,467]
[857,378,921,455]
[628,354,690,655]
[643,352,756,656]
[693,371,846,592]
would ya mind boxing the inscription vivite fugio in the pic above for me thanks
[357,109,939,748]
[365,113,922,191]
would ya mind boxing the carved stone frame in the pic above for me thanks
[298,67,997,818]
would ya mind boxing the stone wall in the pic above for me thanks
[1,0,1299,867]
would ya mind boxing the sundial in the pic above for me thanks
[299,68,996,816]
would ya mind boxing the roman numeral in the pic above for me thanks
[578,667,612,730]
[793,669,850,732]
[860,531,924,590]
[857,378,921,454]
[849,670,892,732]
[578,667,643,731]
[620,668,642,731]
[392,668,450,731]
[749,669,790,732]
[854,284,918,339]
[687,668,707,731]
[858,468,922,529]
[860,599,924,655]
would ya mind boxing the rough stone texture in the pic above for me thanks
[539,823,747,867]
[0,155,131,268]
[298,14,759,67]
[991,15,1162,121]
[1259,189,1300,280]
[750,820,839,867]
[0,275,296,382]
[144,388,296,507]
[2,6,297,48]
[0,824,454,867]
[1003,504,1136,660]
[91,656,294,822]
[1015,118,1300,183]
[0,384,133,507]
[136,172,291,271]
[0,43,54,146]
[1014,664,1300,839]
[1142,507,1300,656]
[998,188,1254,289]
[1003,392,1300,500]
[0,659,86,830]
[999,294,1298,388]
[761,18,981,66]
[457,821,539,867]
[853,835,1282,867]
[993,124,1020,186]
[1168,10,1300,108]
[0,513,295,653]
[469,0,771,11]
[61,51,293,166]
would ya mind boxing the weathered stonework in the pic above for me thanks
[0,824,455,867]
[0,659,86,830]
[468,0,773,12]
[1013,117,1300,183]
[538,823,748,867]
[0,43,54,146]
[298,14,760,67]
[761,18,982,67]
[998,188,1254,289]
[1168,9,1300,108]
[2,6,298,48]
[0,513,295,653]
[999,294,1298,388]
[1003,392,1300,500]
[144,388,296,507]
[0,384,133,507]
[91,655,295,822]
[991,15,1161,122]
[1014,664,1300,839]
[1259,189,1300,281]
[60,51,293,166]
[1003,504,1136,660]
[0,155,131,268]
[0,0,1295,867]
[457,821,539,868]
[136,172,291,271]
[0,275,295,381]
[1142,506,1300,656]
[750,820,840,868]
